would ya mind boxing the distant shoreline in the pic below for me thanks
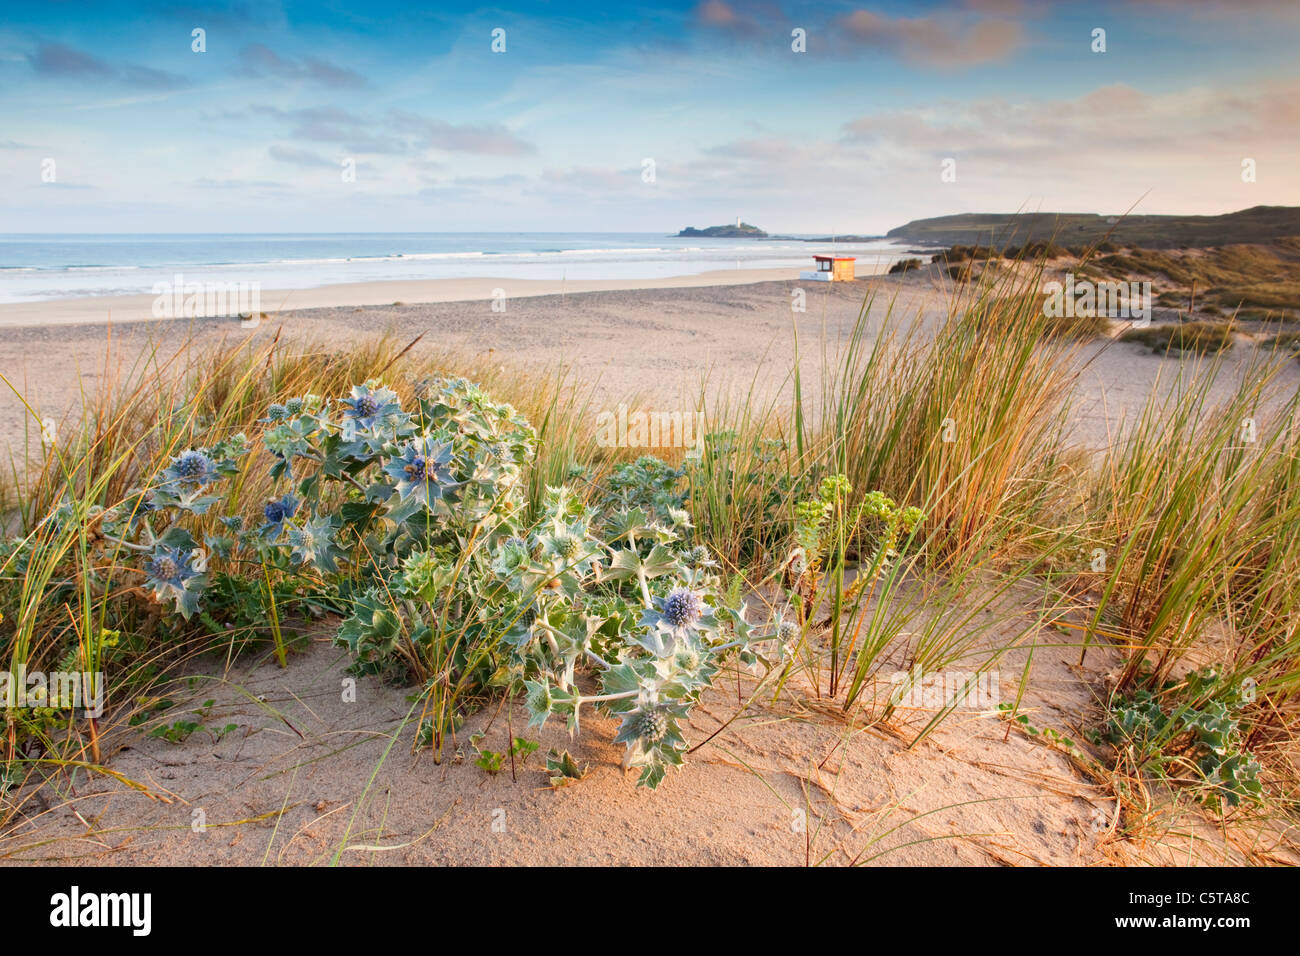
[0,233,915,307]
[0,262,896,328]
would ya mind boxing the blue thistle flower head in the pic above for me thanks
[143,544,203,617]
[350,394,378,419]
[663,588,704,629]
[383,437,456,505]
[162,449,218,488]
[638,589,715,657]
[341,382,401,429]
[261,492,300,536]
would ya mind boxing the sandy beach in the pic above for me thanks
[0,266,835,328]
[0,264,912,457]
[3,264,1296,463]
[0,618,1130,866]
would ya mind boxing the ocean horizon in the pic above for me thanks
[0,232,922,304]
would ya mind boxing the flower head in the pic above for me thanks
[260,493,299,537]
[635,587,715,658]
[778,618,801,644]
[632,707,668,744]
[673,645,701,672]
[492,536,532,578]
[341,382,402,430]
[162,449,218,488]
[288,514,343,572]
[555,534,582,561]
[662,588,704,629]
[146,552,182,584]
[143,544,204,617]
[399,549,455,600]
[383,437,456,505]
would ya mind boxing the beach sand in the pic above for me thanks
[0,265,923,460]
[0,266,815,328]
[1,618,1122,866]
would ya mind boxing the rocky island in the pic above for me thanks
[676,222,768,238]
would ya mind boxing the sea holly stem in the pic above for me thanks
[711,636,765,654]
[573,688,640,706]
[97,532,151,553]
[625,528,654,608]
[532,615,563,655]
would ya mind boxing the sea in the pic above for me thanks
[0,233,924,304]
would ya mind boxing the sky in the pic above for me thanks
[1,0,1298,234]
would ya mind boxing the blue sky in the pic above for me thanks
[2,0,1298,233]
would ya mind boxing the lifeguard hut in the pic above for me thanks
[799,255,856,282]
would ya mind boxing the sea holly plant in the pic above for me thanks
[34,376,534,631]
[140,533,208,618]
[270,376,539,678]
[509,490,779,789]
[1096,670,1264,809]
[296,388,791,786]
[46,436,252,619]
[595,456,687,528]
[31,375,802,790]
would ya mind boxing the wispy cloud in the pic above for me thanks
[28,42,190,89]
[693,0,768,38]
[390,111,535,155]
[836,9,1025,67]
[692,0,1026,66]
[251,105,410,154]
[239,44,367,89]
[28,42,111,78]
[267,145,341,169]
[250,104,533,156]
[3,1,1297,232]
[837,81,1300,159]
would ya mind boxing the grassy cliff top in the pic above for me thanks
[887,205,1300,249]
